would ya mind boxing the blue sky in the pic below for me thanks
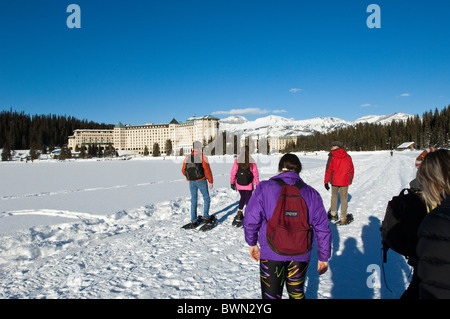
[1,0,449,125]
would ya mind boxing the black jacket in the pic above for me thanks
[416,195,450,299]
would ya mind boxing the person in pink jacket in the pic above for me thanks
[230,146,260,226]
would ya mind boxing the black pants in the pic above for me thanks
[401,268,420,299]
[260,259,309,299]
[238,190,252,210]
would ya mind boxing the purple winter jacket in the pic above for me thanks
[243,171,332,262]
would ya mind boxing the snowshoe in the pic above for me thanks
[181,216,202,230]
[335,213,354,226]
[232,210,244,227]
[199,215,217,232]
[327,211,339,222]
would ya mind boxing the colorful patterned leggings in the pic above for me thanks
[260,259,309,299]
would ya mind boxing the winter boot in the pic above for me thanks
[232,209,244,227]
[335,213,354,226]
[327,210,339,222]
[203,215,217,224]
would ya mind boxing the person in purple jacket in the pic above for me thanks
[243,153,332,299]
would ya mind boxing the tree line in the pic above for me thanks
[0,109,113,155]
[1,105,448,160]
[284,105,450,152]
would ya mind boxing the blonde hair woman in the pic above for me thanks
[416,149,450,298]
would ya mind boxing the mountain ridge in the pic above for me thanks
[218,113,413,137]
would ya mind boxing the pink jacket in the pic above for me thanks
[230,159,260,191]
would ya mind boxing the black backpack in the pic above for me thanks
[185,154,205,181]
[380,188,428,262]
[236,165,253,185]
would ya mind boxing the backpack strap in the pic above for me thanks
[294,180,306,190]
[273,178,305,190]
[273,178,287,186]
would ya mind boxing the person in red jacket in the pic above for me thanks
[324,141,354,225]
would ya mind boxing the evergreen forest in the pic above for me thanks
[0,109,113,154]
[284,105,449,152]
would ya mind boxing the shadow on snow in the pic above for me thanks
[306,215,412,299]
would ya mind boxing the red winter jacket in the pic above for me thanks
[324,148,354,187]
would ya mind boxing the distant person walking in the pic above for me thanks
[244,154,331,299]
[324,141,355,225]
[416,149,450,298]
[230,146,259,226]
[181,141,214,228]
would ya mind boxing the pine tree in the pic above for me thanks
[79,146,86,159]
[59,145,71,160]
[164,139,173,156]
[29,145,39,161]
[1,145,11,161]
[152,143,160,157]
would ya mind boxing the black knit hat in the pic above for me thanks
[331,141,343,148]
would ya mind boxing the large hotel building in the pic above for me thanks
[68,115,220,155]
[68,115,299,155]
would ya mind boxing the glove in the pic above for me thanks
[231,183,236,191]
[324,183,330,191]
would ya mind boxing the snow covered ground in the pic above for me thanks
[0,151,420,299]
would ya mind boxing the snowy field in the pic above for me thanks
[0,151,420,299]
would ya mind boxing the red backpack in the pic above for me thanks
[266,179,312,256]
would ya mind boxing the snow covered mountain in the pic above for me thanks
[353,113,413,125]
[219,113,413,137]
